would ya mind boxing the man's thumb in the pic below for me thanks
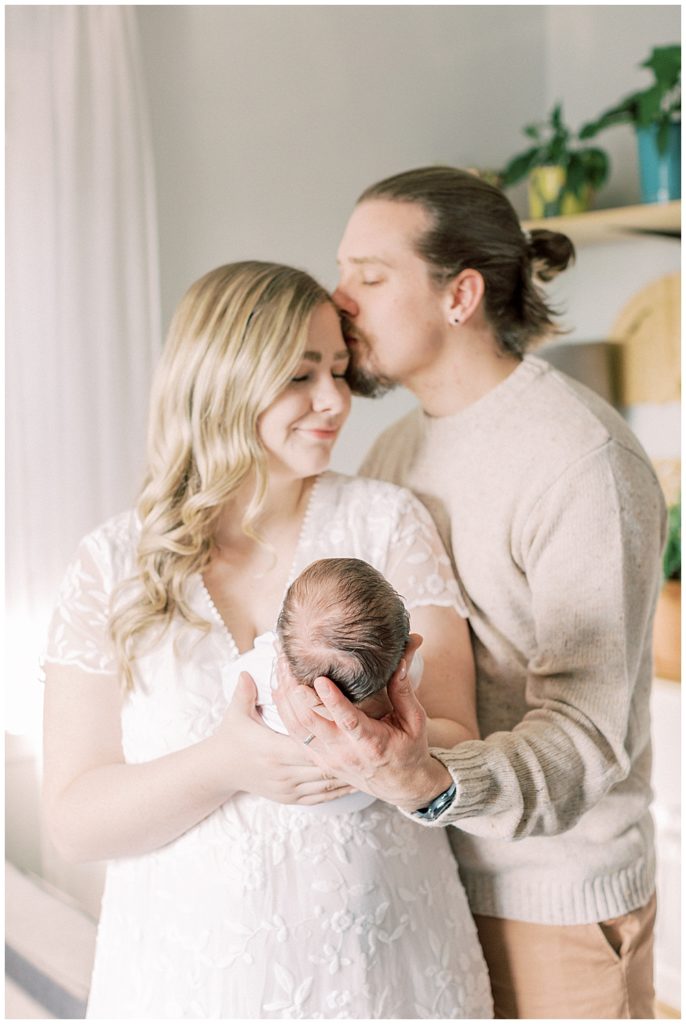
[388,662,425,732]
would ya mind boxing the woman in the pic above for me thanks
[43,261,493,1019]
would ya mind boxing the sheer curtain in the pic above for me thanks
[6,6,160,742]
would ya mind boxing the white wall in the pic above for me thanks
[137,5,547,320]
[137,4,680,474]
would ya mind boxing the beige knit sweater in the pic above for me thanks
[361,355,667,925]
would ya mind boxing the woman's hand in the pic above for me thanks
[273,645,453,813]
[43,663,354,864]
[210,672,356,806]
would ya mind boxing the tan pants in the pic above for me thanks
[474,895,656,1019]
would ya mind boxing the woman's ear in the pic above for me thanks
[446,269,485,326]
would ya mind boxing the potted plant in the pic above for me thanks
[580,44,680,204]
[653,495,681,681]
[499,103,610,218]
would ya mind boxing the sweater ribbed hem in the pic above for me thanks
[462,853,656,926]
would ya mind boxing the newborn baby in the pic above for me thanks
[222,557,422,813]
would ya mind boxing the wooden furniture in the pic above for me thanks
[523,199,680,244]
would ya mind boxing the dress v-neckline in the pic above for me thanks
[197,472,327,657]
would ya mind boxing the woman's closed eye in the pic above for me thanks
[290,371,348,384]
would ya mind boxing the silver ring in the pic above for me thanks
[303,733,315,746]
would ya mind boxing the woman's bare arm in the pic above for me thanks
[43,665,353,863]
[409,604,479,747]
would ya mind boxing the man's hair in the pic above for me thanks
[359,166,575,356]
[276,558,410,702]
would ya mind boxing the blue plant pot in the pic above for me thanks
[636,122,681,203]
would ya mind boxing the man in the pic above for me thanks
[274,167,666,1018]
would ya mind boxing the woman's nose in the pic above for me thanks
[313,375,346,414]
[331,285,358,318]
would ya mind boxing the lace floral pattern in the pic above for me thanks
[90,800,492,1019]
[46,472,491,1019]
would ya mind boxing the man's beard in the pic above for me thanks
[345,357,397,398]
[341,318,397,399]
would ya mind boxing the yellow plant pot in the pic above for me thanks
[528,166,593,218]
[653,579,681,681]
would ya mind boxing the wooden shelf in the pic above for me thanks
[523,200,680,245]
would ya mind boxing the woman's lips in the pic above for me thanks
[299,427,339,440]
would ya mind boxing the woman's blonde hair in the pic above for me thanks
[110,260,331,687]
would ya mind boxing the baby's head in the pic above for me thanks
[276,558,410,714]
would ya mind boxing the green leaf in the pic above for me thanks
[500,146,542,186]
[642,45,681,93]
[579,99,638,138]
[663,499,681,581]
[501,101,610,193]
[580,44,680,140]
[636,85,663,127]
[565,159,585,197]
[548,135,566,164]
[579,148,610,188]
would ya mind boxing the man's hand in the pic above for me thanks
[212,672,356,805]
[273,644,452,812]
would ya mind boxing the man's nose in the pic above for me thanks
[331,285,358,318]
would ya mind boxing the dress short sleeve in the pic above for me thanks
[44,526,124,676]
[385,490,468,618]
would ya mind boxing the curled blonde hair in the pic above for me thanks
[110,260,331,688]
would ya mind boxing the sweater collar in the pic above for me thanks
[420,355,549,435]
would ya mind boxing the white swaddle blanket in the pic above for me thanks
[222,630,423,815]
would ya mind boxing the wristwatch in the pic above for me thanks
[411,780,457,821]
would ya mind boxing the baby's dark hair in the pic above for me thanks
[358,166,575,357]
[276,558,410,702]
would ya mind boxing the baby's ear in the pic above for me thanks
[403,633,423,672]
[407,632,423,654]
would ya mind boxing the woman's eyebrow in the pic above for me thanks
[301,349,350,362]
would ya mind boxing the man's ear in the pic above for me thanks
[445,268,485,326]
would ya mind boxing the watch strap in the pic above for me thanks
[411,780,457,821]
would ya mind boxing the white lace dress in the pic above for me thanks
[45,472,493,1019]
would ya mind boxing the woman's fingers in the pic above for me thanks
[296,786,357,805]
[295,777,356,797]
[279,764,357,804]
[232,671,258,707]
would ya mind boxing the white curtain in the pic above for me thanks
[6,6,161,739]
